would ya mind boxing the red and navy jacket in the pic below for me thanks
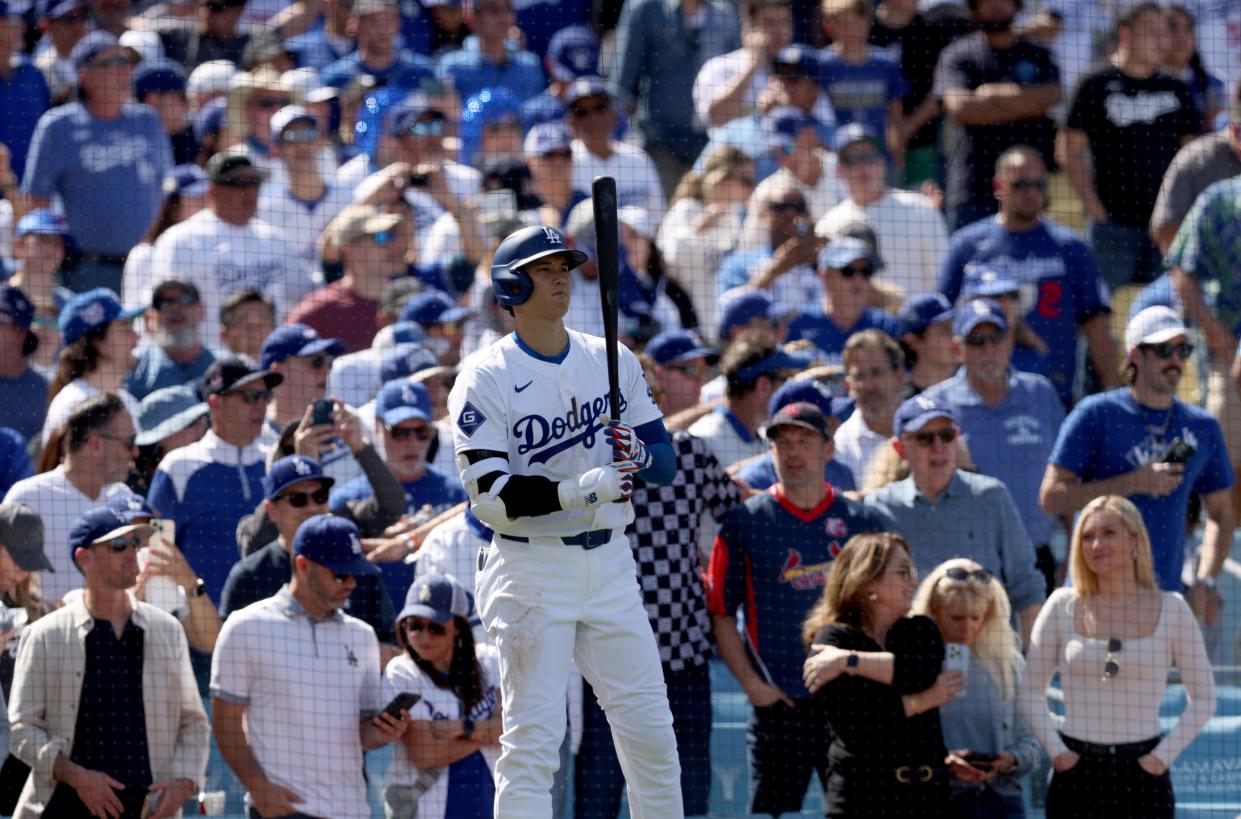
[707,483,883,699]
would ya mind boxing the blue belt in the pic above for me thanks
[500,529,613,550]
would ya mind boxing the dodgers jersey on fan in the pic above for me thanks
[447,329,662,537]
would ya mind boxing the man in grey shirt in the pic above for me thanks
[1149,99,1241,253]
[863,393,1045,647]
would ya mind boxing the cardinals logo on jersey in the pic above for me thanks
[778,549,833,591]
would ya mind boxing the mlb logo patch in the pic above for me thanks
[458,401,486,437]
[825,517,848,538]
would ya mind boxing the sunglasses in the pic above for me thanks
[254,97,288,110]
[387,424,434,441]
[839,263,875,279]
[406,118,446,137]
[1141,341,1194,360]
[233,388,273,405]
[731,175,758,187]
[98,432,137,448]
[300,354,332,370]
[154,290,199,309]
[1103,637,1122,680]
[540,149,573,161]
[668,363,708,380]
[95,535,142,553]
[943,567,992,584]
[94,54,135,69]
[406,619,447,635]
[217,176,263,189]
[840,149,884,167]
[909,427,957,448]
[1011,178,1049,193]
[280,129,319,144]
[964,329,1008,348]
[277,487,331,507]
[570,102,610,118]
[769,201,808,215]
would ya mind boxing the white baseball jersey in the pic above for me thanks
[447,329,662,539]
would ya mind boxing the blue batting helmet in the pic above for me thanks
[490,225,588,309]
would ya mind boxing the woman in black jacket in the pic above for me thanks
[802,532,964,817]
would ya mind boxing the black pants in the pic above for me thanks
[1046,735,1173,819]
[748,698,831,817]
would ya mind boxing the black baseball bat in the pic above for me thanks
[592,176,622,422]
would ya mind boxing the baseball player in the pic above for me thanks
[447,224,683,818]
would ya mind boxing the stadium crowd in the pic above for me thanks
[0,0,1238,813]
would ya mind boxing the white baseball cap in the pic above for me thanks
[1125,306,1188,352]
[187,60,237,99]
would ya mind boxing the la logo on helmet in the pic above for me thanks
[542,227,563,245]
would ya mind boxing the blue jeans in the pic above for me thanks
[1087,220,1164,291]
[573,662,713,818]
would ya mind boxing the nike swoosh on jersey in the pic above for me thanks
[515,380,534,393]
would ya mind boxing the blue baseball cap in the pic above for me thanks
[831,122,882,155]
[292,514,378,576]
[376,378,432,426]
[718,288,774,340]
[68,506,152,557]
[954,298,1009,337]
[44,0,86,19]
[380,343,438,384]
[260,324,346,370]
[387,93,440,137]
[523,121,572,158]
[961,265,1019,299]
[71,31,134,72]
[768,377,836,418]
[134,385,209,447]
[374,320,427,351]
[399,291,473,328]
[201,356,283,397]
[0,285,39,356]
[398,572,473,625]
[546,25,600,83]
[264,454,334,501]
[773,44,820,79]
[59,287,144,346]
[732,348,811,383]
[646,330,718,367]
[16,209,70,238]
[164,164,210,199]
[765,106,819,153]
[562,75,610,107]
[133,60,186,101]
[898,293,954,337]
[192,97,227,143]
[104,489,155,521]
[893,393,958,437]
[818,236,881,272]
[761,401,833,441]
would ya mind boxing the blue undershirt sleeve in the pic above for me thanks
[634,419,676,485]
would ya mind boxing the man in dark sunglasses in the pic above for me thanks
[865,393,1046,646]
[1043,306,1234,626]
[787,235,899,360]
[219,455,397,651]
[127,278,214,402]
[7,505,208,819]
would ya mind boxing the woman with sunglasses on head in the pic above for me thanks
[1019,495,1215,819]
[384,572,502,819]
[802,532,965,817]
[912,558,1041,818]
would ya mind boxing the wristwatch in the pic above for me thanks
[846,651,859,672]
[191,578,207,598]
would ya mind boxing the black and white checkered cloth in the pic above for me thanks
[627,431,741,671]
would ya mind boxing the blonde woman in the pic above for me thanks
[802,532,964,817]
[1018,495,1215,819]
[913,558,1042,818]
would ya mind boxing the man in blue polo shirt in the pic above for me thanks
[708,401,882,817]
[787,236,900,361]
[319,0,434,91]
[924,299,1065,592]
[937,145,1118,407]
[435,0,545,103]
[1041,306,1235,624]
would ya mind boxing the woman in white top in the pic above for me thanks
[383,573,502,819]
[41,288,142,451]
[1019,495,1216,819]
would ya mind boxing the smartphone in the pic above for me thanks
[139,790,163,819]
[149,518,175,549]
[311,398,335,427]
[964,752,998,771]
[408,171,431,188]
[944,643,970,697]
[1162,438,1196,464]
[480,189,517,222]
[383,691,422,718]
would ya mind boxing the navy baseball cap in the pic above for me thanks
[68,506,152,556]
[773,44,820,79]
[523,121,572,158]
[818,236,881,272]
[376,378,432,426]
[893,393,958,437]
[646,330,718,366]
[718,288,775,339]
[134,385,208,446]
[400,291,472,328]
[264,455,334,501]
[133,60,186,101]
[765,107,818,153]
[0,285,39,356]
[831,122,882,155]
[563,75,610,107]
[954,298,1009,337]
[0,502,51,573]
[16,209,70,238]
[374,320,427,351]
[898,293,954,337]
[44,0,86,20]
[104,489,155,521]
[260,324,346,370]
[398,572,473,624]
[546,25,600,83]
[388,93,441,137]
[193,97,227,143]
[733,348,811,383]
[205,150,268,185]
[761,401,832,441]
[380,343,438,384]
[201,356,283,397]
[59,287,144,346]
[767,377,836,418]
[292,514,378,576]
[961,265,1019,299]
